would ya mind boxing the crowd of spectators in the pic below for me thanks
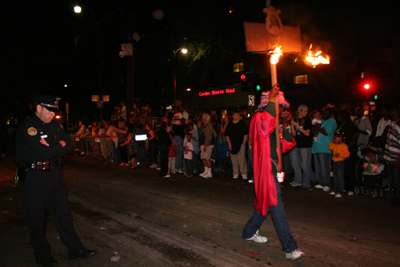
[69,99,400,207]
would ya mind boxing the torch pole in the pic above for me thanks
[270,62,282,173]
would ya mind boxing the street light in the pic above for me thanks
[73,5,104,119]
[74,6,82,13]
[171,47,188,104]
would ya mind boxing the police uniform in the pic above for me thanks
[15,95,95,267]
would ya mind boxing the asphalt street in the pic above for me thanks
[1,154,399,267]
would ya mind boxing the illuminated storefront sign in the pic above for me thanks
[199,88,236,97]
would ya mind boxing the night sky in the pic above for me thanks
[1,0,398,122]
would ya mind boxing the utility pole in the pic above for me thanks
[125,5,134,123]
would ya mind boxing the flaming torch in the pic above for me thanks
[305,44,330,68]
[269,46,283,173]
[270,46,282,86]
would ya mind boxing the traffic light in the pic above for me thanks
[240,73,248,91]
[364,83,370,90]
[256,84,261,91]
[374,95,378,100]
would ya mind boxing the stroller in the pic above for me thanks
[354,147,387,198]
[211,141,232,173]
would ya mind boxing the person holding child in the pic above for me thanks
[312,108,337,192]
[328,132,350,198]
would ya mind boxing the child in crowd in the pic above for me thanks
[171,132,183,173]
[328,132,350,198]
[188,122,199,174]
[312,111,322,143]
[168,134,177,175]
[183,134,194,177]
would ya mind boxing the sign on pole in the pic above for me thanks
[248,95,255,106]
[243,22,301,54]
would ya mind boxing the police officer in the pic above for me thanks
[15,95,96,267]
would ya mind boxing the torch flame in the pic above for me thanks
[270,46,282,64]
[306,44,330,67]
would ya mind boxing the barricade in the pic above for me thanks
[70,135,115,162]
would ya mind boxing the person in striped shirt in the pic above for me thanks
[383,106,400,208]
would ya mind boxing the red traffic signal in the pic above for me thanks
[240,74,246,81]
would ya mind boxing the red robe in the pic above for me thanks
[251,111,296,216]
[250,111,277,216]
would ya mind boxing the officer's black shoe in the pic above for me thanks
[35,256,58,267]
[68,248,97,259]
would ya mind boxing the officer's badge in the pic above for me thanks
[27,127,38,136]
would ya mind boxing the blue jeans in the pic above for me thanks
[246,145,253,179]
[113,144,121,164]
[290,147,315,188]
[242,174,298,253]
[386,161,400,200]
[282,151,294,176]
[333,161,345,195]
[126,146,131,163]
[184,159,193,174]
[136,148,146,165]
[149,142,158,165]
[314,153,331,187]
[175,149,183,170]
[192,153,199,173]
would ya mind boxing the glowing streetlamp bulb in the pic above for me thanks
[74,6,82,14]
[181,48,187,54]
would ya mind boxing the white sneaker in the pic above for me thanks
[245,230,268,243]
[315,184,323,189]
[248,179,254,184]
[203,171,213,178]
[290,181,302,187]
[335,193,342,198]
[330,191,336,195]
[232,174,239,179]
[199,168,208,177]
[323,186,330,192]
[286,249,305,260]
[348,191,354,196]
[242,174,248,180]
[177,169,184,173]
[163,174,171,178]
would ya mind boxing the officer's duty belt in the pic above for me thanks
[30,160,58,171]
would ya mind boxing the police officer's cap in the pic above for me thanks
[35,94,61,112]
